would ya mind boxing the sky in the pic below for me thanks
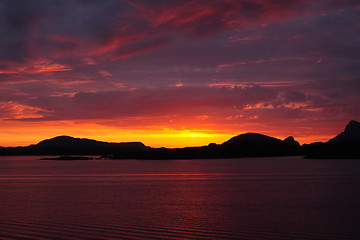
[0,0,359,147]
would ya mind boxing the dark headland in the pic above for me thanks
[0,120,359,159]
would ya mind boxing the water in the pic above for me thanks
[1,156,360,239]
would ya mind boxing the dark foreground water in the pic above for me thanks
[1,156,360,240]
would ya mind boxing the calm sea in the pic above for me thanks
[0,156,360,239]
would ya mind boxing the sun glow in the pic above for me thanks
[0,116,342,148]
[0,120,233,148]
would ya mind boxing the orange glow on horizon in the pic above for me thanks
[0,118,340,148]
[0,120,234,148]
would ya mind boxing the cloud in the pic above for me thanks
[11,84,355,125]
[10,85,277,120]
[113,35,174,59]
[0,101,49,120]
[3,0,358,64]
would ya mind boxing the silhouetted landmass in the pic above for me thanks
[303,120,360,159]
[283,136,301,147]
[219,133,301,158]
[36,136,147,157]
[0,136,149,158]
[40,156,94,160]
[0,120,359,159]
[0,134,301,159]
[329,120,360,143]
[107,133,301,159]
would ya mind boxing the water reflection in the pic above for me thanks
[0,156,360,239]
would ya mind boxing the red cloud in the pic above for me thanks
[0,58,72,75]
[113,35,173,59]
[1,0,359,64]
[92,0,359,60]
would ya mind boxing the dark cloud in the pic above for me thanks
[2,0,349,63]
[114,35,174,59]
[0,0,44,62]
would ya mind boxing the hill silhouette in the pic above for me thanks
[303,120,360,159]
[219,133,300,158]
[0,136,148,157]
[131,133,300,159]
[0,120,359,159]
[328,120,360,143]
[0,133,301,159]
[36,136,147,156]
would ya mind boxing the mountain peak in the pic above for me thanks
[222,132,282,144]
[37,136,90,146]
[328,120,360,143]
[344,120,360,133]
[53,135,75,139]
[283,136,300,147]
[284,136,295,142]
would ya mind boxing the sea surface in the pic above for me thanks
[0,156,360,240]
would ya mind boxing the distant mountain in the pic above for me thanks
[223,132,282,144]
[328,120,360,143]
[303,120,360,159]
[111,133,301,160]
[0,136,148,157]
[219,133,300,158]
[37,136,148,157]
[283,136,300,147]
[0,133,302,159]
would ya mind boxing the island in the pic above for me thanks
[40,156,95,160]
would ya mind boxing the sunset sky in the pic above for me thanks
[0,0,359,147]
